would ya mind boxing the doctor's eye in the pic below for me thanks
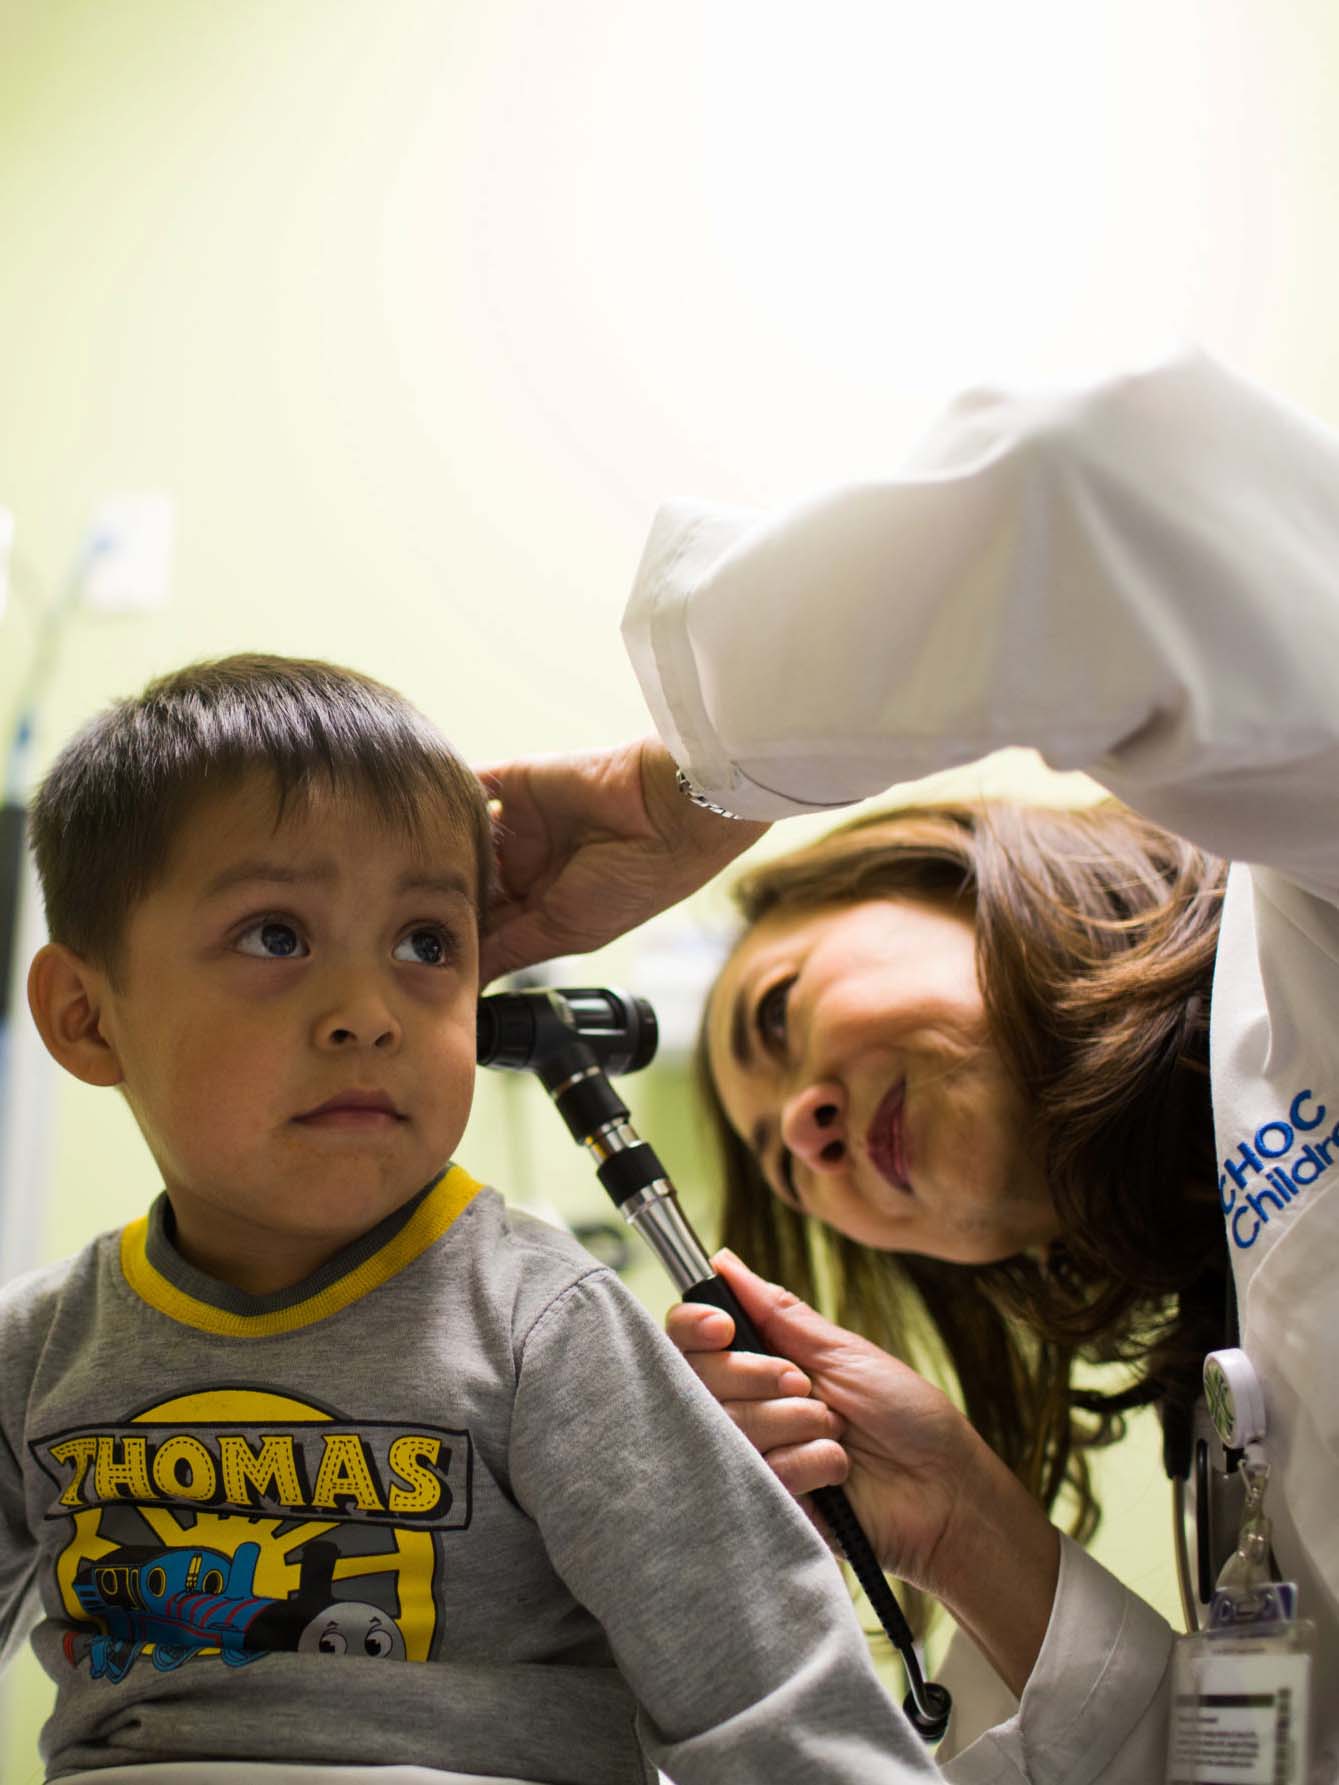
[755,976,796,1053]
[235,918,308,959]
[392,925,457,967]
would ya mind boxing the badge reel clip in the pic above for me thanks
[1166,1347,1315,1785]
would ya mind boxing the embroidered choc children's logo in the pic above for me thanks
[31,1386,472,1681]
[1218,1089,1339,1250]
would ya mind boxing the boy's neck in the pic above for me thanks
[163,1196,381,1296]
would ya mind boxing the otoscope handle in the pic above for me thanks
[683,1272,952,1744]
[682,1276,770,1353]
[478,998,952,1744]
[684,1279,897,1591]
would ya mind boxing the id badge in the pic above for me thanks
[1166,1622,1313,1785]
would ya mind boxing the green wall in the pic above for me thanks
[5,1,1339,1775]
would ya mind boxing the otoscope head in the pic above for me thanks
[477,987,658,1077]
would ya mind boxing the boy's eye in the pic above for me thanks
[392,926,455,967]
[236,919,308,959]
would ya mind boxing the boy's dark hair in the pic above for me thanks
[29,654,495,978]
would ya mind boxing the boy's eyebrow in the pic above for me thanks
[199,860,474,906]
[398,869,476,908]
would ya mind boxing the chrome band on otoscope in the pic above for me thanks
[547,1062,605,1101]
[581,1118,640,1162]
[620,1187,714,1290]
[581,1119,715,1285]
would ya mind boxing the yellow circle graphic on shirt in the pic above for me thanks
[54,1388,438,1663]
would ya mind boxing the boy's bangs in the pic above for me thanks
[142,664,490,887]
[227,706,480,847]
[30,655,495,974]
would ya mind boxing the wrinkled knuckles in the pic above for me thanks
[733,1398,838,1456]
[771,1439,850,1498]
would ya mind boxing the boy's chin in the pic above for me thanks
[180,1157,451,1234]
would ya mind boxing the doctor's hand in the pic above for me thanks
[476,739,769,986]
[668,1249,1062,1698]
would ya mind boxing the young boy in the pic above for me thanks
[0,656,933,1785]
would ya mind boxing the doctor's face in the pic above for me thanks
[705,898,1058,1265]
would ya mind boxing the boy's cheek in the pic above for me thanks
[431,1043,477,1136]
[155,1041,291,1136]
[438,1048,477,1118]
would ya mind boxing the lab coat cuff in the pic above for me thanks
[622,500,749,794]
[943,1534,1173,1785]
[622,501,857,822]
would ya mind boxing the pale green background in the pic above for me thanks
[4,0,1338,1777]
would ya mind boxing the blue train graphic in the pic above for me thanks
[63,1538,405,1682]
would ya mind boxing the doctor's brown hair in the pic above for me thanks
[698,800,1227,1543]
[28,653,495,982]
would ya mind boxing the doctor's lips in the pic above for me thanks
[867,1081,912,1193]
[293,1089,406,1128]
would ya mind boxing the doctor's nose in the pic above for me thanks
[780,1084,849,1172]
[314,974,402,1052]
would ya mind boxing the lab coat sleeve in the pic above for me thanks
[508,1272,941,1785]
[941,1536,1173,1785]
[622,347,1339,903]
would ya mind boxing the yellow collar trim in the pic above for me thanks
[119,1165,484,1338]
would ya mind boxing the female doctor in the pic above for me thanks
[478,348,1339,1782]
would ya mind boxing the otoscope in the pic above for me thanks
[477,985,953,1743]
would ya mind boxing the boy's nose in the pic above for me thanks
[315,984,402,1052]
[779,1083,849,1172]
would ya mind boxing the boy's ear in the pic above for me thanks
[27,942,125,1088]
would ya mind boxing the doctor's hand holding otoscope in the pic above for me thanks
[477,740,1061,1725]
[475,974,958,1739]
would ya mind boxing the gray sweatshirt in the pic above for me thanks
[0,1166,936,1783]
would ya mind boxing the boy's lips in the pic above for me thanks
[294,1090,406,1126]
[866,1080,911,1194]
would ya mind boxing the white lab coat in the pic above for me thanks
[623,348,1339,1784]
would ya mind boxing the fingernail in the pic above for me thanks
[780,1368,810,1395]
[703,1314,733,1340]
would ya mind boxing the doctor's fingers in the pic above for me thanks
[666,1300,737,1353]
[665,1302,815,1394]
[673,1341,814,1404]
[757,1434,852,1502]
[723,1392,846,1460]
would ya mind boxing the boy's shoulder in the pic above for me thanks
[0,1231,111,1339]
[0,1238,116,1443]
[432,1178,642,1336]
[457,1182,612,1290]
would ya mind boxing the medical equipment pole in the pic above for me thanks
[478,987,952,1742]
